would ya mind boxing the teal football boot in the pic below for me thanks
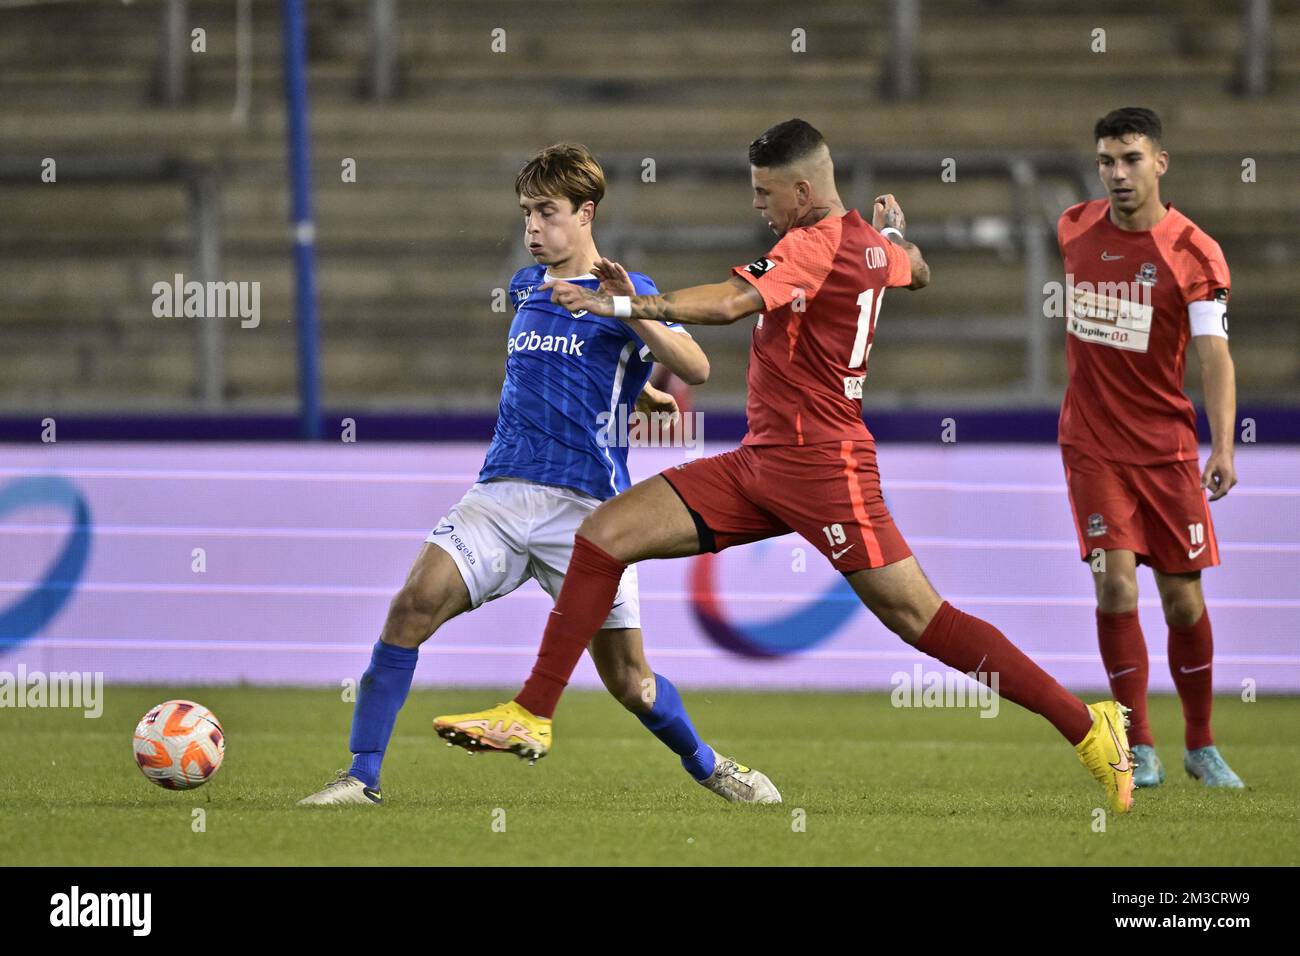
[1131,744,1166,788]
[1184,745,1246,788]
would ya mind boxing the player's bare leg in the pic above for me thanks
[587,626,781,803]
[1153,568,1204,630]
[845,556,1134,813]
[380,544,474,648]
[577,473,707,563]
[1154,569,1244,787]
[1092,548,1140,615]
[1087,548,1163,785]
[301,545,473,805]
[589,627,654,713]
[841,555,942,646]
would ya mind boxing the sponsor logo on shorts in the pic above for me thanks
[1085,513,1108,538]
[434,526,476,565]
[1187,544,1207,559]
[831,544,855,560]
[451,533,477,565]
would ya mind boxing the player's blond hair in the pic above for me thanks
[515,143,606,215]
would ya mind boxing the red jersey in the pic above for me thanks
[731,209,912,446]
[1057,200,1230,464]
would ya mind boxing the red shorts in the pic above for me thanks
[660,440,913,574]
[1061,443,1220,573]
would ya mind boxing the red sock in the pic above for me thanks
[916,602,1094,745]
[515,535,625,719]
[1168,608,1214,750]
[1096,609,1153,746]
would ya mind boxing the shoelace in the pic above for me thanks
[323,769,352,789]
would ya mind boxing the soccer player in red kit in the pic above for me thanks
[438,119,1136,813]
[1058,107,1244,789]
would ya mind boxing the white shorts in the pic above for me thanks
[425,478,640,630]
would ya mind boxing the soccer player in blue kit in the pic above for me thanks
[299,144,780,806]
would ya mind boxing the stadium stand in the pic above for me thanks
[1,0,1296,411]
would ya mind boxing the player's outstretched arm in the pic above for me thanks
[1194,334,1238,500]
[590,256,711,382]
[873,193,930,289]
[541,275,763,327]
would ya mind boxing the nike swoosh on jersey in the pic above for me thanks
[1101,251,1124,260]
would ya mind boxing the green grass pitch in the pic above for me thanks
[2,686,1297,866]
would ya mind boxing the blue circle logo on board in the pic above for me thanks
[0,475,92,650]
[687,551,859,658]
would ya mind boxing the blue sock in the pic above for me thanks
[636,673,715,781]
[347,640,419,789]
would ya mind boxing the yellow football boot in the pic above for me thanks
[1074,700,1135,814]
[434,700,552,763]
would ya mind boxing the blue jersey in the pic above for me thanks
[478,264,682,500]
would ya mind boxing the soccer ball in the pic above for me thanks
[133,699,225,790]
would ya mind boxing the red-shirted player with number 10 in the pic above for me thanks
[1058,107,1245,789]
[437,119,1136,814]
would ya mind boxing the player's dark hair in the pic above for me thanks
[748,119,826,168]
[1094,107,1163,147]
[515,143,605,213]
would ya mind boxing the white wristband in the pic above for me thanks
[880,227,904,241]
[612,295,632,318]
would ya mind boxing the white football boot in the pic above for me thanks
[297,769,383,806]
[698,753,782,804]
